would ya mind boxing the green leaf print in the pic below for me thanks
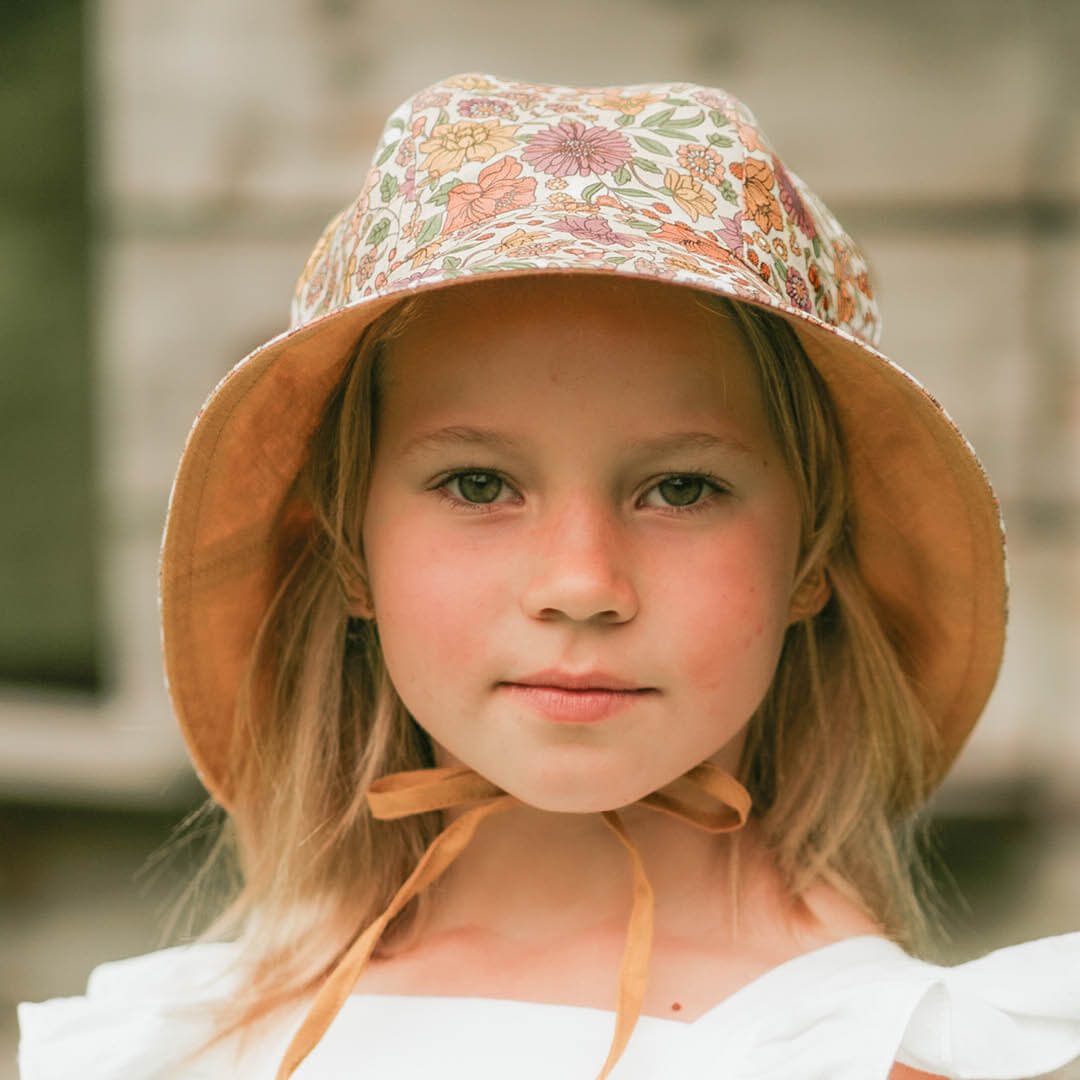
[430,179,459,207]
[366,218,390,246]
[707,134,735,148]
[581,181,604,202]
[665,97,693,106]
[380,174,399,204]
[612,165,632,186]
[388,116,406,131]
[812,234,823,259]
[613,187,654,198]
[414,214,443,249]
[652,128,700,143]
[632,135,671,156]
[719,180,738,205]
[375,140,400,167]
[436,109,449,126]
[627,220,660,231]
[772,257,788,282]
[662,111,705,128]
[633,157,662,175]
[641,107,675,129]
[615,114,634,127]
[708,110,731,128]
[441,255,463,271]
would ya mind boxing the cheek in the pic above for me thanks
[659,531,794,696]
[365,521,504,705]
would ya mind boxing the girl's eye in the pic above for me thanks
[444,471,507,505]
[643,474,722,509]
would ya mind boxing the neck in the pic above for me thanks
[398,786,768,953]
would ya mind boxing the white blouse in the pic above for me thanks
[18,933,1080,1079]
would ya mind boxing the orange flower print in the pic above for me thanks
[837,283,855,324]
[545,177,569,190]
[664,168,716,222]
[586,91,664,115]
[741,158,783,234]
[442,156,537,234]
[523,121,632,177]
[419,120,520,178]
[734,116,767,153]
[807,262,821,290]
[677,144,725,185]
[856,271,874,299]
[651,220,731,262]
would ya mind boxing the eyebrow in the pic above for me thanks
[397,425,754,460]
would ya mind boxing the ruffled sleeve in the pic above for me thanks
[893,933,1080,1079]
[17,943,250,1080]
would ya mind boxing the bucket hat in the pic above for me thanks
[158,73,1007,1079]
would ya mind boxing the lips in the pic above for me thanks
[505,668,649,692]
[500,670,655,723]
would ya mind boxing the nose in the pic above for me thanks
[519,494,638,625]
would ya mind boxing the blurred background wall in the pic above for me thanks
[1,0,1078,1076]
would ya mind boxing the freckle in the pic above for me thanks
[670,1001,682,1012]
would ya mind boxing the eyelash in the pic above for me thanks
[432,468,730,515]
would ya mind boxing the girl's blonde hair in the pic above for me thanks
[190,277,940,1038]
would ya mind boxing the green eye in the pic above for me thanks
[454,472,503,503]
[656,476,707,506]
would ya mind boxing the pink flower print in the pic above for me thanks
[458,97,515,119]
[412,89,451,111]
[772,156,816,238]
[784,266,812,312]
[523,121,632,177]
[551,215,632,246]
[399,163,416,203]
[714,211,744,255]
[395,137,415,168]
[442,155,537,234]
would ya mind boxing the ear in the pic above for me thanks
[344,577,376,620]
[788,566,830,623]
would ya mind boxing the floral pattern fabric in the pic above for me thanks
[291,73,881,353]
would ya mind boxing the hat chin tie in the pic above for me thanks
[274,761,750,1080]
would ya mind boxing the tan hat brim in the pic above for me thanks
[161,257,1005,809]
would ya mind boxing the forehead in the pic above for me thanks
[376,276,769,433]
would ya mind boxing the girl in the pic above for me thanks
[18,73,1080,1080]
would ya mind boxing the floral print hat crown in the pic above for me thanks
[293,72,878,342]
[162,70,1006,820]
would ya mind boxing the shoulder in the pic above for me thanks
[726,931,1080,1079]
[16,942,267,1080]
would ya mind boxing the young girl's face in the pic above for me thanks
[361,277,803,812]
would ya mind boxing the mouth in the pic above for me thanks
[499,671,655,723]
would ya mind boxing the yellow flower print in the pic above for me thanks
[410,239,443,269]
[546,192,598,214]
[664,168,716,223]
[443,74,498,91]
[419,120,521,178]
[772,237,788,258]
[664,254,704,273]
[545,177,569,190]
[586,91,664,115]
